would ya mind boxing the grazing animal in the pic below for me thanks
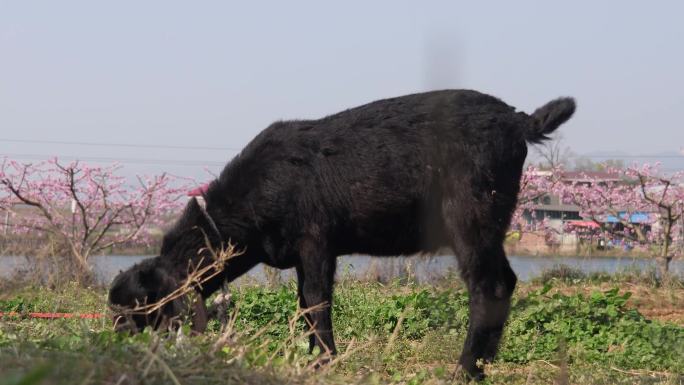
[109,89,575,380]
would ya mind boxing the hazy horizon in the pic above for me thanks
[2,1,683,179]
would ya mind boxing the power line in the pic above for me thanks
[1,137,682,157]
[0,153,227,167]
[1,138,681,158]
[572,154,683,159]
[0,138,242,151]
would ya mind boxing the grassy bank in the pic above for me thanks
[1,276,683,385]
[0,233,164,258]
[504,244,663,259]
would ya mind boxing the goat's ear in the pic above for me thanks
[137,263,178,299]
[137,262,160,288]
[136,261,165,287]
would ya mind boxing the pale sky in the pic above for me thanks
[1,1,683,178]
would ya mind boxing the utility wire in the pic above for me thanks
[0,138,241,151]
[3,153,681,172]
[571,154,683,159]
[0,138,681,158]
[0,153,226,167]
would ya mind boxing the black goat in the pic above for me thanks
[109,89,575,380]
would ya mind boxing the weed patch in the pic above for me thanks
[1,280,683,384]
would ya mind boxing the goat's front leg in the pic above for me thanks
[191,252,258,333]
[296,240,337,357]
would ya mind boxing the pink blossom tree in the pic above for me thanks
[558,169,646,238]
[557,163,683,276]
[629,164,683,276]
[0,157,189,280]
[510,165,560,238]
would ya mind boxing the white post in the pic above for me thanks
[3,210,8,236]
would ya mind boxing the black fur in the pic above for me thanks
[109,89,575,380]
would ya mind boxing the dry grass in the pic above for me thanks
[1,266,683,385]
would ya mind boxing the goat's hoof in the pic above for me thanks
[453,362,485,382]
[310,355,334,371]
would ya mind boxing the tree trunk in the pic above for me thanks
[656,255,672,280]
[658,219,673,281]
[67,247,94,284]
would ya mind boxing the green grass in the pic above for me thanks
[1,279,683,385]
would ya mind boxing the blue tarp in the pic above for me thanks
[604,212,651,224]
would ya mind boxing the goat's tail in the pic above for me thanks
[525,97,576,144]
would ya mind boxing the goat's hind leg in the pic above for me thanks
[457,244,516,380]
[444,204,517,380]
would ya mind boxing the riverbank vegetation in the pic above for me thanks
[1,272,682,385]
[3,158,682,284]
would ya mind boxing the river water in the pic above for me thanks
[1,254,682,285]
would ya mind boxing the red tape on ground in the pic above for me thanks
[0,312,104,319]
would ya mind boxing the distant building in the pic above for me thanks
[522,170,641,249]
[523,171,622,232]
